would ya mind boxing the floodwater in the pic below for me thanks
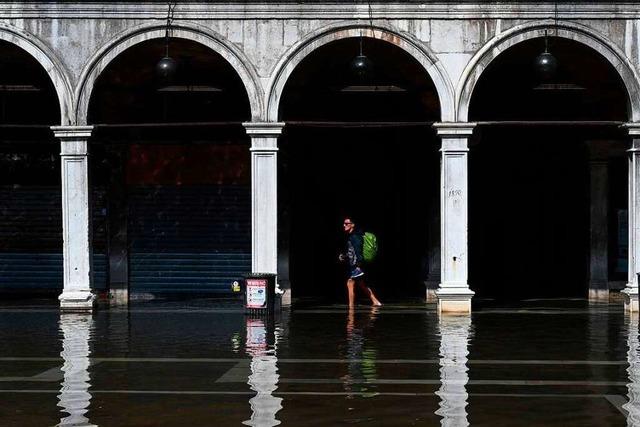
[1,297,639,426]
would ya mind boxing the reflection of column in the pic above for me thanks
[243,123,288,304]
[624,314,640,426]
[434,123,476,314]
[243,317,282,427]
[435,316,471,427]
[57,313,95,427]
[52,126,95,311]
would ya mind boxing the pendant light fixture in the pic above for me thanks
[349,0,374,80]
[534,2,558,81]
[534,32,558,81]
[156,2,177,83]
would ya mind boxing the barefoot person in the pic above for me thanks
[339,217,382,308]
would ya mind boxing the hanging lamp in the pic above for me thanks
[156,3,177,83]
[349,0,374,80]
[534,1,558,81]
[534,32,558,81]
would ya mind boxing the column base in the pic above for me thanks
[59,291,96,312]
[588,288,610,303]
[622,288,639,312]
[436,288,474,315]
[424,281,439,304]
[109,289,129,306]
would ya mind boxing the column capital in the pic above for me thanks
[243,122,285,138]
[51,125,94,140]
[433,122,476,138]
[623,122,640,136]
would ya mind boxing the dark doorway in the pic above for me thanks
[88,38,251,296]
[468,37,630,301]
[279,37,441,302]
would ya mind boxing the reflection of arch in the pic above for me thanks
[0,22,73,125]
[75,22,263,124]
[457,20,640,121]
[266,22,455,122]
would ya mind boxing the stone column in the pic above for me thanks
[587,141,609,302]
[51,126,95,311]
[106,145,129,306]
[243,123,287,304]
[625,124,640,312]
[434,123,476,314]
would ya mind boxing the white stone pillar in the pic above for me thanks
[625,123,640,312]
[243,123,287,302]
[434,123,476,314]
[51,126,95,311]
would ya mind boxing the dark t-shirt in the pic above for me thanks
[346,231,364,268]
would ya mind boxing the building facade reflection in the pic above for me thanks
[57,313,96,427]
[435,316,472,427]
[243,316,282,427]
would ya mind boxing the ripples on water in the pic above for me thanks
[435,316,472,427]
[57,314,95,427]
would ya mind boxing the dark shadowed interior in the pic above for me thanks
[89,38,252,295]
[279,37,440,302]
[468,37,629,301]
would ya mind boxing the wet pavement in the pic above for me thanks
[1,297,639,426]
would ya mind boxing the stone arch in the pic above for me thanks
[75,21,263,125]
[266,22,455,122]
[0,22,73,125]
[457,20,640,122]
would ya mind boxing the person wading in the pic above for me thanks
[339,217,382,308]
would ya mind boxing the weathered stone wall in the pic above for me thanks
[1,2,639,123]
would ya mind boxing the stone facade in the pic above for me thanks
[2,1,640,312]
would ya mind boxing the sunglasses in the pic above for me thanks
[343,222,353,226]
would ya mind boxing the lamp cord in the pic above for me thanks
[164,2,176,57]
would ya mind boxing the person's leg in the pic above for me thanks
[347,278,356,307]
[356,278,382,306]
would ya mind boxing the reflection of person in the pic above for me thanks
[342,307,379,399]
[339,217,382,307]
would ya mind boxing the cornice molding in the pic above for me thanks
[0,2,639,20]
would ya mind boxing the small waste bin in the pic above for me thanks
[244,273,276,315]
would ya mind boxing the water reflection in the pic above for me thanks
[625,313,640,426]
[57,313,96,427]
[243,316,282,427]
[342,307,379,398]
[435,316,472,427]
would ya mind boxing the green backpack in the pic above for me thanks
[363,232,378,263]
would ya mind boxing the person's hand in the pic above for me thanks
[338,253,346,262]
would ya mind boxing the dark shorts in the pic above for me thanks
[349,266,365,279]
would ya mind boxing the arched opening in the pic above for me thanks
[467,36,630,302]
[88,37,252,297]
[278,36,441,303]
[0,40,68,296]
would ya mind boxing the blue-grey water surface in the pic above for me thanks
[0,297,638,426]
